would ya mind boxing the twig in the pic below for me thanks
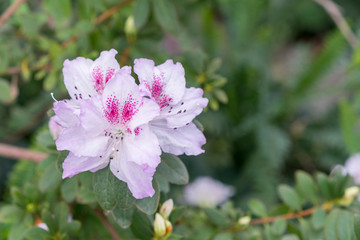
[313,0,359,49]
[250,202,333,225]
[0,0,27,30]
[0,143,47,163]
[94,209,122,240]
[93,0,133,25]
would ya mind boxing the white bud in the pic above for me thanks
[154,213,166,237]
[238,216,251,227]
[160,199,173,219]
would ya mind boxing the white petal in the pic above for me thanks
[63,57,96,100]
[151,121,206,156]
[129,97,160,130]
[161,87,208,128]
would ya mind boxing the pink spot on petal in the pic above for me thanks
[146,73,172,109]
[134,127,142,136]
[120,94,139,125]
[105,95,120,125]
[92,66,105,93]
[105,68,115,84]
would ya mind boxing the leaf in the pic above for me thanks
[339,99,360,154]
[278,185,301,211]
[336,210,355,240]
[214,89,228,104]
[213,232,233,240]
[24,227,51,240]
[136,178,160,215]
[111,204,135,228]
[113,178,135,209]
[354,215,360,240]
[43,0,71,27]
[0,205,24,223]
[316,172,332,200]
[152,0,178,33]
[295,170,317,204]
[282,234,300,240]
[93,167,117,211]
[39,159,62,192]
[130,210,154,240]
[133,0,150,29]
[64,220,81,234]
[311,208,326,230]
[54,202,70,233]
[271,218,287,236]
[203,208,232,228]
[155,174,169,193]
[61,177,78,203]
[170,206,185,223]
[324,209,338,240]
[248,199,267,217]
[8,223,29,240]
[156,153,189,184]
[0,78,12,102]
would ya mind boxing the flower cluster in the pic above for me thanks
[51,49,208,199]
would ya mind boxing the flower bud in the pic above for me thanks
[337,186,360,206]
[160,199,173,219]
[124,16,137,43]
[238,216,251,227]
[165,219,173,235]
[154,213,166,237]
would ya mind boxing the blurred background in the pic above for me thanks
[0,0,360,208]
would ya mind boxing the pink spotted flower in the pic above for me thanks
[55,71,161,199]
[134,58,208,156]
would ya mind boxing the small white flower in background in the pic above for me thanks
[183,176,235,207]
[343,154,360,184]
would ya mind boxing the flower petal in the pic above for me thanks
[63,57,96,100]
[79,97,109,135]
[110,154,157,199]
[160,87,208,128]
[129,97,160,130]
[62,152,110,178]
[52,100,80,128]
[90,49,120,94]
[134,58,186,107]
[56,126,109,157]
[150,120,206,156]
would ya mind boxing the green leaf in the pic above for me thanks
[281,234,300,240]
[204,208,232,228]
[155,174,169,193]
[278,185,302,211]
[133,0,150,29]
[295,170,317,204]
[248,199,267,217]
[130,210,154,240]
[136,178,160,215]
[170,206,185,223]
[354,215,360,240]
[114,178,135,209]
[10,187,25,207]
[39,160,62,192]
[54,202,70,233]
[0,78,11,102]
[93,167,117,211]
[214,89,228,104]
[339,99,360,154]
[111,204,135,228]
[0,205,24,223]
[64,220,81,234]
[61,177,78,203]
[8,223,29,240]
[156,153,189,184]
[324,209,338,240]
[24,227,51,240]
[213,232,233,240]
[43,0,71,27]
[311,208,326,230]
[316,172,332,200]
[152,0,178,33]
[336,210,355,240]
[271,218,287,236]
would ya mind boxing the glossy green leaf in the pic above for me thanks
[8,223,29,240]
[324,209,338,240]
[0,205,23,223]
[130,210,154,240]
[271,218,287,236]
[339,100,360,154]
[316,172,332,200]
[214,232,234,240]
[169,206,185,223]
[111,204,136,228]
[24,227,50,240]
[39,160,62,192]
[156,153,189,184]
[61,177,78,203]
[133,0,150,29]
[282,234,300,240]
[295,170,317,204]
[136,178,160,215]
[278,185,302,211]
[311,208,326,230]
[155,174,169,193]
[336,210,355,240]
[152,0,178,32]
[248,199,267,217]
[93,167,117,211]
[114,178,135,209]
[204,208,232,228]
[354,215,360,240]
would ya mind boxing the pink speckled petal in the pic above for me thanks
[90,49,120,94]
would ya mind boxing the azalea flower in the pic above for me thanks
[134,58,208,156]
[55,71,161,199]
[343,154,360,184]
[183,176,235,207]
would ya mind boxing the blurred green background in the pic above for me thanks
[0,0,360,207]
